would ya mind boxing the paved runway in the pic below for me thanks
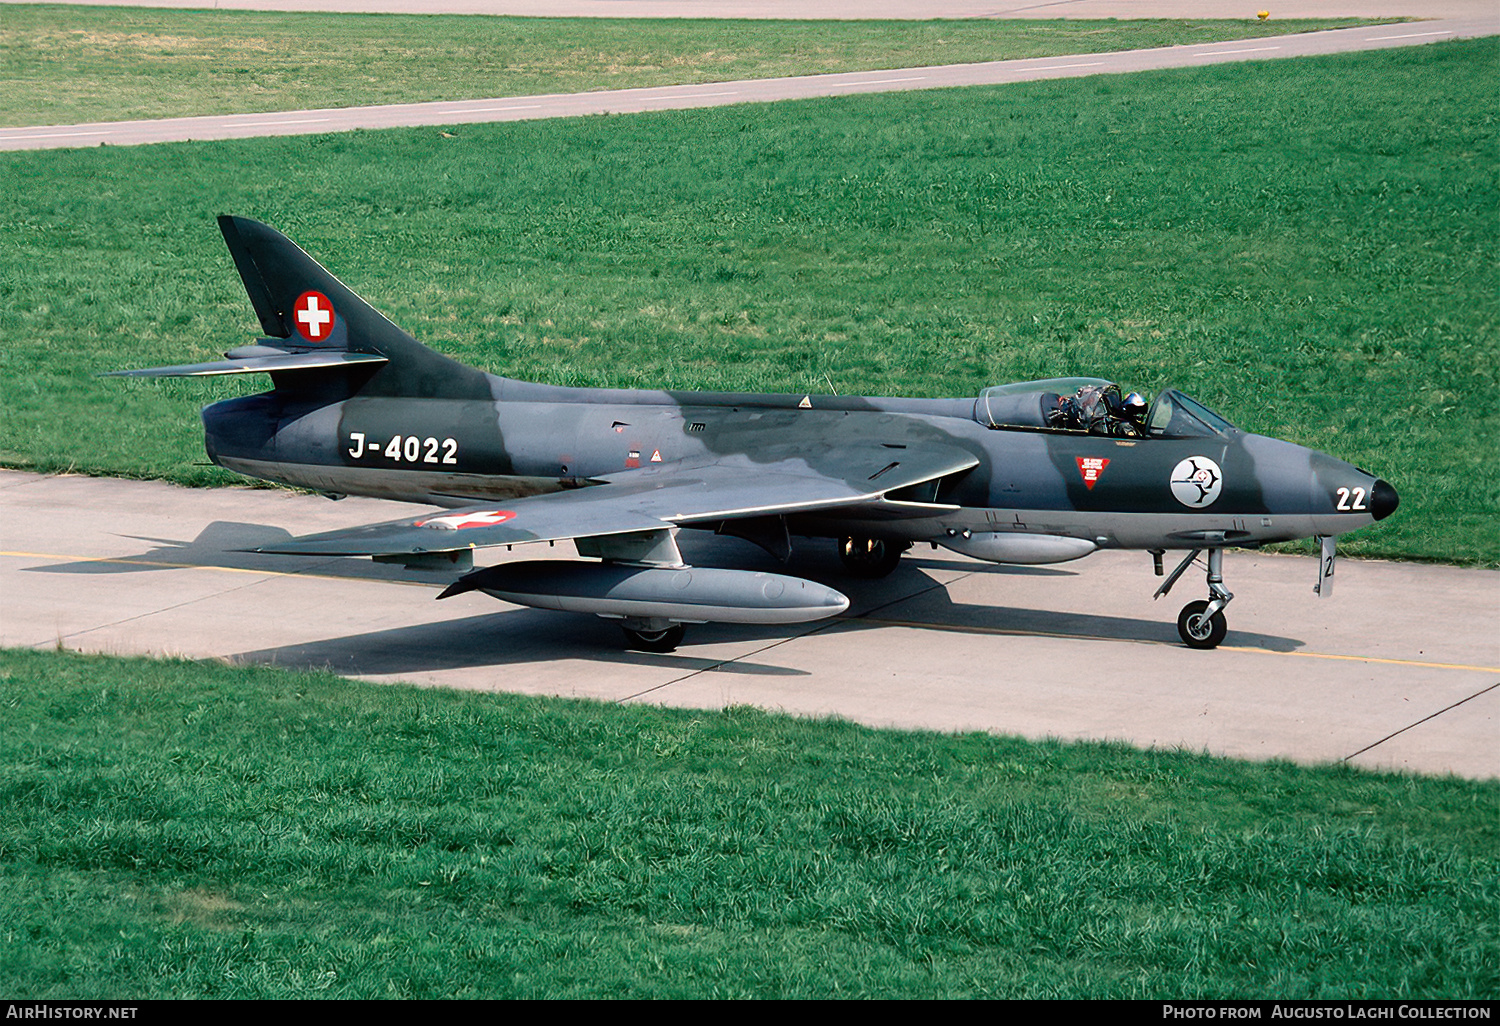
[2,14,1495,151]
[4,470,1495,778]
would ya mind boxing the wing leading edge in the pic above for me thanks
[255,441,980,557]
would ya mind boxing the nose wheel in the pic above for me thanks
[1154,548,1235,650]
[1176,600,1228,650]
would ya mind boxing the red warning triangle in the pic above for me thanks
[1075,456,1109,490]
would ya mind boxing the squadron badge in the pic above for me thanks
[1170,456,1223,507]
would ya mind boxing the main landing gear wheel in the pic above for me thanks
[837,536,906,578]
[621,623,686,653]
[1177,600,1227,650]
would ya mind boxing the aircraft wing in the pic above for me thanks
[255,441,979,557]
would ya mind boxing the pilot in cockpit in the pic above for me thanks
[1048,383,1149,437]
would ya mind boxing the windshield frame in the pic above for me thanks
[1145,388,1240,439]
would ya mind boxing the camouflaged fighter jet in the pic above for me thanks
[111,216,1398,652]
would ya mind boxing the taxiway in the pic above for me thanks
[2,14,1495,151]
[3,470,1494,778]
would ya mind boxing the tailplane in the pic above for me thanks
[108,216,491,401]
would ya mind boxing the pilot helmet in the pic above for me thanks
[1120,391,1148,421]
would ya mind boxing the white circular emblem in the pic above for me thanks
[1170,456,1223,508]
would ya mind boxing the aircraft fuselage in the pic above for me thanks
[203,377,1394,555]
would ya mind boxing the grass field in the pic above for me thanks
[2,39,1495,562]
[0,4,1391,127]
[1,647,1494,999]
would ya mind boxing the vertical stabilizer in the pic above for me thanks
[217,215,491,400]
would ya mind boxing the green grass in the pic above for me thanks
[2,40,1495,562]
[1,647,1494,999]
[0,4,1393,127]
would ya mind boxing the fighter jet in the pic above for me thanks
[110,216,1398,652]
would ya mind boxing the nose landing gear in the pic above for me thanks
[1154,548,1235,649]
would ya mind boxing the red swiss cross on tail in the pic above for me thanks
[1076,456,1110,490]
[293,290,335,342]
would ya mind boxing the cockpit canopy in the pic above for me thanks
[973,378,1238,439]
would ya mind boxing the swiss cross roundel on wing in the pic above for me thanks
[415,510,517,531]
[293,290,336,342]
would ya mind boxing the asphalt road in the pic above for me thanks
[4,470,1495,778]
[2,14,1495,151]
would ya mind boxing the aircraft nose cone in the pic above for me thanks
[1370,479,1399,521]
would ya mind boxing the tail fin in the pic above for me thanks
[109,218,492,400]
[216,216,492,400]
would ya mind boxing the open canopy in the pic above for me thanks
[974,380,1238,439]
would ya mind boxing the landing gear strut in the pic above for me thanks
[1154,548,1234,650]
[837,536,907,578]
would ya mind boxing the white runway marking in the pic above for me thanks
[825,76,928,86]
[1193,46,1282,56]
[453,104,546,113]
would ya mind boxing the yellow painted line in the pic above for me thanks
[0,550,437,588]
[851,616,1500,675]
[1217,645,1499,674]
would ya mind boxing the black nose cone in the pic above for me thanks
[1370,479,1399,521]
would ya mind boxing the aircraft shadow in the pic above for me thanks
[31,517,1303,664]
[230,560,1305,681]
[23,521,462,586]
[231,607,815,679]
[23,523,288,574]
[838,586,1306,653]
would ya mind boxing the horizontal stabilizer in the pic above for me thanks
[105,351,388,378]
